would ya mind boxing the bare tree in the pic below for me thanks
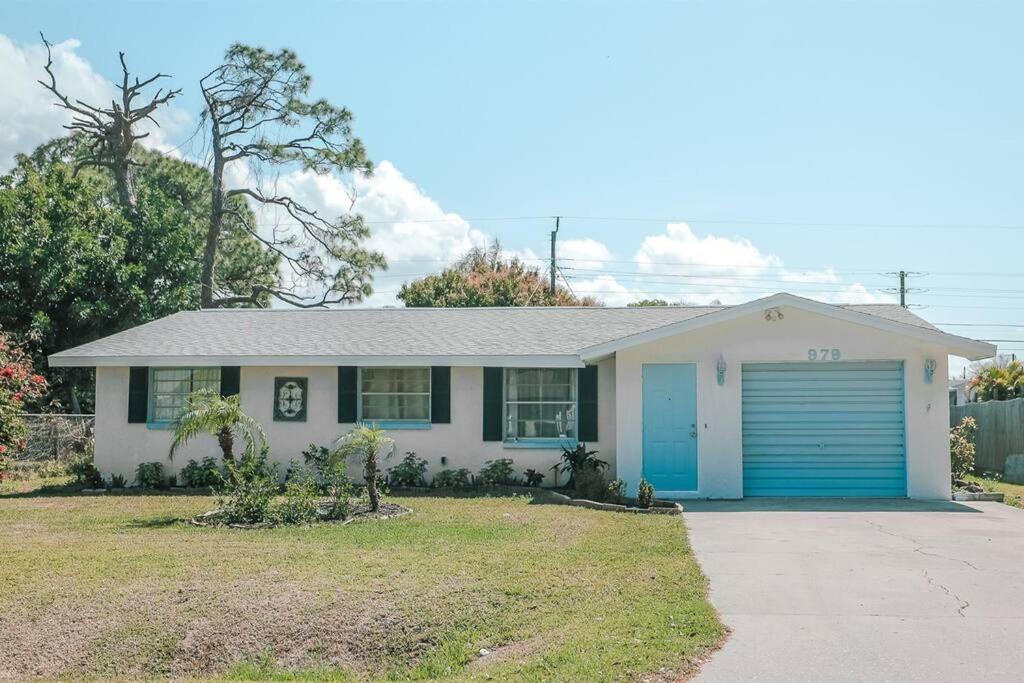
[37,33,181,211]
[199,44,385,308]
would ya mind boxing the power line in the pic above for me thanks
[556,215,1024,231]
[242,213,1024,230]
[936,323,1024,327]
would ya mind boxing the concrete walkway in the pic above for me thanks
[684,499,1024,682]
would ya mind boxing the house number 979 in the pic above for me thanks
[808,348,841,361]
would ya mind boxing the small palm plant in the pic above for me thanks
[169,389,266,469]
[333,424,394,512]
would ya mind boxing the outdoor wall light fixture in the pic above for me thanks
[717,355,727,386]
[924,359,936,384]
[764,308,784,321]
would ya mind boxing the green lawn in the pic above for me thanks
[0,482,723,681]
[968,474,1024,509]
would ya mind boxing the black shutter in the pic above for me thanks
[128,367,149,423]
[482,367,503,441]
[578,364,599,442]
[430,366,451,424]
[220,366,241,397]
[338,366,358,423]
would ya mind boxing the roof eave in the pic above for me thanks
[47,353,587,369]
[578,293,997,362]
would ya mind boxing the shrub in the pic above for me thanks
[274,468,321,525]
[607,478,626,502]
[432,468,472,488]
[0,456,9,481]
[388,452,429,487]
[216,448,279,525]
[68,454,104,488]
[180,457,222,488]
[559,443,607,487]
[135,461,167,490]
[950,416,978,480]
[523,468,545,487]
[637,478,655,509]
[301,443,354,519]
[108,473,127,489]
[573,465,611,501]
[479,458,518,486]
[36,460,67,479]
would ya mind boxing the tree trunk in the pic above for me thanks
[217,426,234,466]
[201,123,225,308]
[364,452,379,512]
[112,157,137,211]
[68,376,82,415]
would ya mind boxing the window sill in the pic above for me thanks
[145,421,176,431]
[361,420,432,431]
[503,438,576,450]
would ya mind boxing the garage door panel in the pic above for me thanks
[745,446,905,458]
[742,361,906,497]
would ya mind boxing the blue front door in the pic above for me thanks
[642,363,698,492]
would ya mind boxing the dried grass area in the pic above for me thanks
[0,488,724,681]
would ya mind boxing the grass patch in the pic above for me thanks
[0,484,723,681]
[968,474,1024,509]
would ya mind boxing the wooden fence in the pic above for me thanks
[950,397,1024,473]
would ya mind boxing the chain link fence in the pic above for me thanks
[17,414,95,461]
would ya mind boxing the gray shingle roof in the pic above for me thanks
[49,302,942,364]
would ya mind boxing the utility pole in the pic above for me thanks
[549,216,560,296]
[882,270,925,308]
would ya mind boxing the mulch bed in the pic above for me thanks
[190,501,412,529]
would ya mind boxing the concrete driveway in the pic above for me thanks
[684,499,1024,682]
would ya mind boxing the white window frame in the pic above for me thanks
[357,366,432,424]
[148,367,221,425]
[503,367,578,443]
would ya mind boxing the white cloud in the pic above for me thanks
[0,33,187,171]
[250,161,490,306]
[558,238,614,270]
[617,222,893,305]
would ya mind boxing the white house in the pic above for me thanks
[49,293,995,500]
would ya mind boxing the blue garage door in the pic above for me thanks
[742,361,906,497]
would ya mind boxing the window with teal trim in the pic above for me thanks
[149,367,220,423]
[504,368,577,441]
[360,368,430,422]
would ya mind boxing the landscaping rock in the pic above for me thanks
[953,491,1005,502]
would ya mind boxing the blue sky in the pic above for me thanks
[2,0,1023,370]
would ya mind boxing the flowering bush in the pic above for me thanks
[950,416,978,480]
[0,331,47,456]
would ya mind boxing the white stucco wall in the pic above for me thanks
[614,305,952,500]
[93,359,616,486]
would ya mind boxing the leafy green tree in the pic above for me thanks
[169,389,266,468]
[969,359,1024,401]
[0,141,279,409]
[628,299,671,307]
[199,44,385,308]
[399,242,600,307]
[0,157,143,410]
